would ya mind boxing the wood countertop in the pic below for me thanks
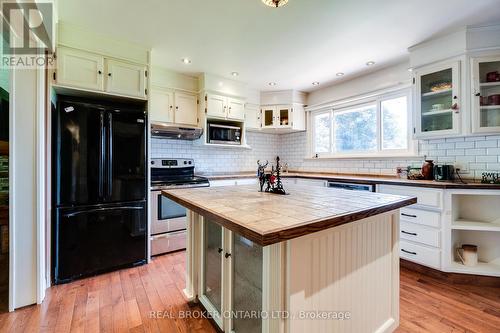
[162,184,416,246]
[200,171,500,190]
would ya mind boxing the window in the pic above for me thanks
[312,91,412,157]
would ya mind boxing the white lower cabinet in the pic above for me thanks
[200,219,264,332]
[378,184,443,270]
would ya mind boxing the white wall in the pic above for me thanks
[307,61,411,107]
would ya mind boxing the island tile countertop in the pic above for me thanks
[198,171,500,190]
[163,184,416,246]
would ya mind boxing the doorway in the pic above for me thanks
[0,34,10,313]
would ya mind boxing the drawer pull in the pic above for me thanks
[401,213,417,218]
[401,249,417,255]
[218,248,223,254]
[401,230,417,236]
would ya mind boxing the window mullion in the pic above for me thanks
[330,109,334,154]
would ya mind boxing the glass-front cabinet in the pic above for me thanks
[260,105,292,128]
[414,61,461,138]
[472,56,500,133]
[199,219,263,333]
[261,107,275,128]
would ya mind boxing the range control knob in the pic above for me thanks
[184,161,188,165]
[188,161,192,165]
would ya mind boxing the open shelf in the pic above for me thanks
[450,260,500,277]
[452,220,500,232]
[422,109,453,116]
[479,81,500,88]
[421,88,452,98]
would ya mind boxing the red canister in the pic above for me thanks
[486,71,500,82]
[488,94,500,106]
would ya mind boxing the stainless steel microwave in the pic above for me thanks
[207,123,241,145]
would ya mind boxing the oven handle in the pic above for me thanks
[151,230,186,239]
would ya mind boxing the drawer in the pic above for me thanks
[295,178,327,187]
[400,221,440,247]
[151,230,186,256]
[378,185,442,210]
[400,207,440,228]
[400,240,440,269]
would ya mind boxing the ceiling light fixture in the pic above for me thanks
[366,61,375,66]
[181,58,191,64]
[231,72,239,77]
[312,82,320,86]
[407,67,413,72]
[269,82,277,86]
[336,72,344,77]
[262,0,289,8]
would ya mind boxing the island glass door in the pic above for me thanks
[232,234,263,333]
[415,61,460,137]
[472,56,500,133]
[202,220,223,318]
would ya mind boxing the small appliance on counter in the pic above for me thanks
[150,158,209,256]
[434,164,455,181]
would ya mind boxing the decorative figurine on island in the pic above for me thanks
[257,156,287,195]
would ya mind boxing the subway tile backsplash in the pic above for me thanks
[151,131,500,180]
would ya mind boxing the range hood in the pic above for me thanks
[151,123,203,140]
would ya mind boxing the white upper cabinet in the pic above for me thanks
[55,47,148,99]
[204,93,245,121]
[57,47,104,91]
[260,104,305,131]
[471,55,500,134]
[150,88,174,123]
[150,89,197,126]
[174,91,198,126]
[206,94,227,119]
[245,104,261,130]
[105,59,146,98]
[227,98,245,121]
[414,60,462,139]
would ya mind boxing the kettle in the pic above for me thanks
[434,165,454,181]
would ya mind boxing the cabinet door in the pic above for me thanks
[291,104,306,130]
[206,94,227,118]
[471,56,500,133]
[261,106,276,128]
[105,59,146,98]
[201,219,224,328]
[150,89,174,123]
[227,97,245,121]
[415,61,461,138]
[276,105,292,127]
[245,104,261,130]
[174,92,198,126]
[57,47,104,91]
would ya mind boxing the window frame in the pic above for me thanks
[310,89,415,159]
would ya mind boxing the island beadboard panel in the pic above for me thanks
[279,132,500,179]
[163,184,416,246]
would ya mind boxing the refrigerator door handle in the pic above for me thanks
[63,206,144,218]
[107,112,113,200]
[99,111,105,200]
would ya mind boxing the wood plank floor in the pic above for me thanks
[0,251,499,333]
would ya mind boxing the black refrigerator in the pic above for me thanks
[53,96,147,284]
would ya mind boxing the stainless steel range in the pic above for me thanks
[150,158,209,256]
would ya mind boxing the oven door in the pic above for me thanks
[150,190,186,235]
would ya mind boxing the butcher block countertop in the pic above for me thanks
[162,184,416,246]
[200,171,500,190]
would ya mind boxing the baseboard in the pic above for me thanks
[400,259,500,287]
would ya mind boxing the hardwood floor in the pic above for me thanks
[0,251,498,333]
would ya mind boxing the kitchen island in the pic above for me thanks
[162,184,416,333]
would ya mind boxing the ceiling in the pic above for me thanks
[58,0,500,92]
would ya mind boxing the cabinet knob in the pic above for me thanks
[475,93,480,97]
[98,70,102,75]
[108,73,112,77]
[176,106,179,110]
[453,95,458,100]
[218,248,223,254]
[170,105,173,109]
[225,252,231,259]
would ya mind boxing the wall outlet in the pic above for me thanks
[454,163,469,174]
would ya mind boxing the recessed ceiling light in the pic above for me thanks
[262,0,289,8]
[407,67,413,72]
[269,82,277,86]
[312,81,320,86]
[181,58,191,64]
[231,72,239,77]
[336,72,344,77]
[366,61,375,66]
